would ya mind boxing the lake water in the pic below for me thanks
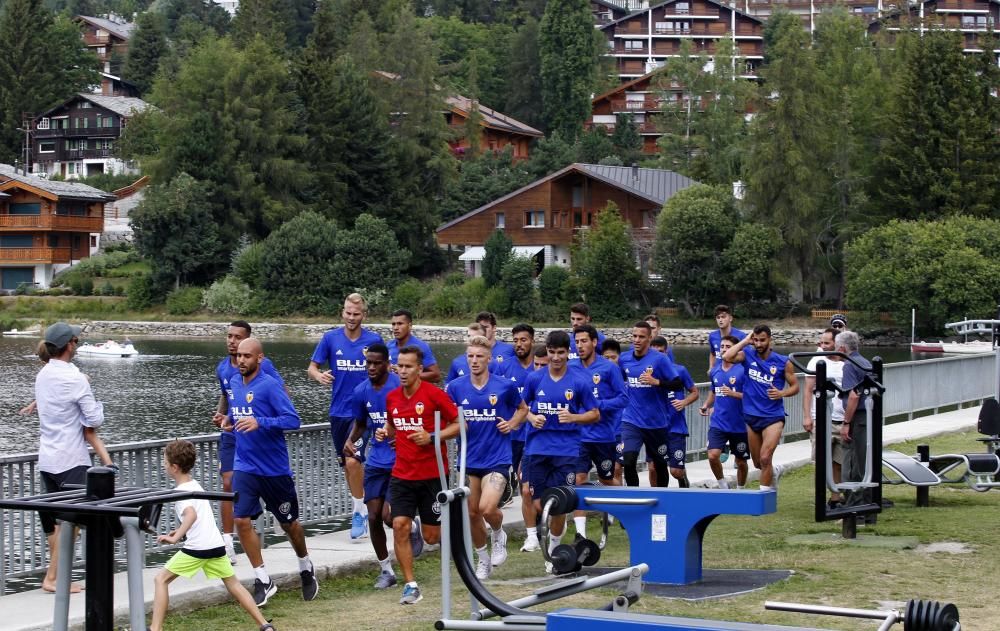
[0,335,919,457]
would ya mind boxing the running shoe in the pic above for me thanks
[490,529,508,567]
[374,570,398,590]
[350,511,368,540]
[520,536,540,552]
[253,578,277,607]
[260,622,275,631]
[400,583,423,605]
[475,554,492,580]
[410,520,424,559]
[300,567,319,601]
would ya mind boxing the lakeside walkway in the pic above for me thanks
[2,405,981,630]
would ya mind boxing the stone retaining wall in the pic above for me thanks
[80,320,909,346]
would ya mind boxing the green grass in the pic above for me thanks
[164,431,1000,630]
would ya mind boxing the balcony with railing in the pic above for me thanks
[661,8,720,18]
[935,0,992,12]
[82,33,111,46]
[63,148,115,160]
[0,214,104,232]
[0,247,71,263]
[610,96,663,112]
[34,125,122,138]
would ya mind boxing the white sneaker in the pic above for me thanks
[490,529,508,567]
[475,554,492,580]
[520,536,540,552]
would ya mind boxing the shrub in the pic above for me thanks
[202,275,253,314]
[420,283,465,318]
[99,281,116,296]
[500,256,538,318]
[392,279,427,314]
[232,240,266,289]
[126,275,155,310]
[458,277,487,313]
[166,286,204,315]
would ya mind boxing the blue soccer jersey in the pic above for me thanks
[229,371,301,477]
[311,327,384,418]
[447,373,521,469]
[741,345,790,418]
[217,356,284,403]
[569,356,627,442]
[352,372,400,470]
[569,330,607,361]
[498,360,535,441]
[664,365,695,435]
[387,335,438,369]
[619,349,680,430]
[520,368,599,457]
[709,328,747,362]
[709,363,745,433]
[447,354,500,385]
[491,340,517,367]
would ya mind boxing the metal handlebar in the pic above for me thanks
[788,351,885,394]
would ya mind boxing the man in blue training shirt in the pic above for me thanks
[520,330,600,573]
[447,322,491,384]
[570,324,627,539]
[723,325,800,491]
[225,338,317,607]
[212,320,285,563]
[701,335,749,489]
[568,303,606,360]
[663,357,699,488]
[619,321,683,488]
[477,311,516,365]
[708,305,746,374]
[343,343,404,590]
[447,336,527,580]
[308,293,384,540]
[498,323,538,548]
[388,309,440,383]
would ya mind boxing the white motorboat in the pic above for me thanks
[2,327,41,337]
[76,340,139,358]
[911,340,994,354]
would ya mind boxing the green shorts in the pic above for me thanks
[164,550,234,579]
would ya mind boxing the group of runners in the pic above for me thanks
[203,293,810,611]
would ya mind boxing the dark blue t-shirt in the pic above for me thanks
[447,373,521,469]
[351,373,401,470]
[217,356,284,403]
[709,363,745,433]
[569,356,627,442]
[520,368,599,456]
[387,334,437,369]
[708,328,746,362]
[741,345,790,418]
[229,371,301,477]
[619,349,679,430]
[311,327,384,418]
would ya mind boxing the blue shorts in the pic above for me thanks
[576,442,617,480]
[363,466,393,503]
[524,455,577,500]
[707,427,750,460]
[621,424,687,469]
[330,416,367,466]
[219,431,236,473]
[467,466,510,480]
[745,415,785,434]
[232,471,299,523]
[511,440,525,474]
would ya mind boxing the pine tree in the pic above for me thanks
[123,12,168,96]
[539,0,600,138]
[231,0,290,50]
[610,113,642,166]
[502,17,544,131]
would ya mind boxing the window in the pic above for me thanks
[962,15,975,27]
[675,2,690,13]
[524,210,545,228]
[9,203,41,215]
[38,141,55,153]
[495,213,505,229]
[90,236,97,248]
[641,209,656,229]
[37,118,49,130]
[625,40,644,50]
[79,101,92,109]
[104,115,115,127]
[68,163,76,175]
[48,234,60,247]
[101,139,113,151]
[0,234,34,248]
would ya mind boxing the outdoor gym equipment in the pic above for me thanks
[788,351,885,538]
[0,466,232,631]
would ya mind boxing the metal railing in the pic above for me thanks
[2,353,996,594]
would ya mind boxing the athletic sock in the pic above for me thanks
[760,485,772,491]
[548,534,562,554]
[491,527,503,543]
[353,496,367,516]
[525,526,537,540]
[297,555,312,573]
[410,521,419,533]
[378,557,393,574]
[254,565,270,583]
[737,484,745,489]
[717,479,730,489]
[406,581,418,589]
[476,545,488,560]
[573,516,587,539]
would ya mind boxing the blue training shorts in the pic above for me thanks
[218,431,236,473]
[232,471,299,523]
[330,416,367,466]
[363,466,393,503]
[621,423,687,469]
[745,415,785,434]
[524,455,577,500]
[707,427,750,460]
[576,442,617,480]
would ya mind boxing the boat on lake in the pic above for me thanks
[76,340,139,358]
[1,327,41,337]
[910,340,995,354]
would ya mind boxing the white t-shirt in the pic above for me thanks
[807,356,844,422]
[174,480,225,551]
[35,358,104,473]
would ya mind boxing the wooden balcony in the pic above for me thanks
[0,247,71,263]
[83,34,111,46]
[610,97,663,112]
[34,126,121,138]
[0,214,104,231]
[935,0,991,11]
[662,8,720,18]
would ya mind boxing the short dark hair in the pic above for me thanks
[570,303,590,317]
[165,440,197,473]
[632,321,652,332]
[574,324,598,341]
[644,313,660,325]
[714,305,732,317]
[823,327,838,337]
[511,323,535,337]
[391,309,413,322]
[546,330,571,350]
[533,344,548,358]
[753,324,772,337]
[652,336,668,348]
[366,342,389,359]
[721,334,741,345]
[602,339,621,354]
[476,311,497,326]
[397,344,424,364]
[230,320,252,335]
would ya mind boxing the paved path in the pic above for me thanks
[2,406,981,630]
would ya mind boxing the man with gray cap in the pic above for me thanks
[35,322,105,592]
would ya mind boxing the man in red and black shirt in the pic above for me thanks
[380,345,459,605]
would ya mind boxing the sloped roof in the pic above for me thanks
[446,95,543,138]
[437,163,697,232]
[600,0,764,31]
[0,165,116,201]
[592,70,660,104]
[80,94,151,117]
[76,15,136,40]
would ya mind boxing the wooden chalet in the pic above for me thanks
[436,163,697,277]
[0,165,115,290]
[74,15,135,77]
[600,0,766,83]
[445,95,543,161]
[869,0,1000,54]
[588,71,666,155]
